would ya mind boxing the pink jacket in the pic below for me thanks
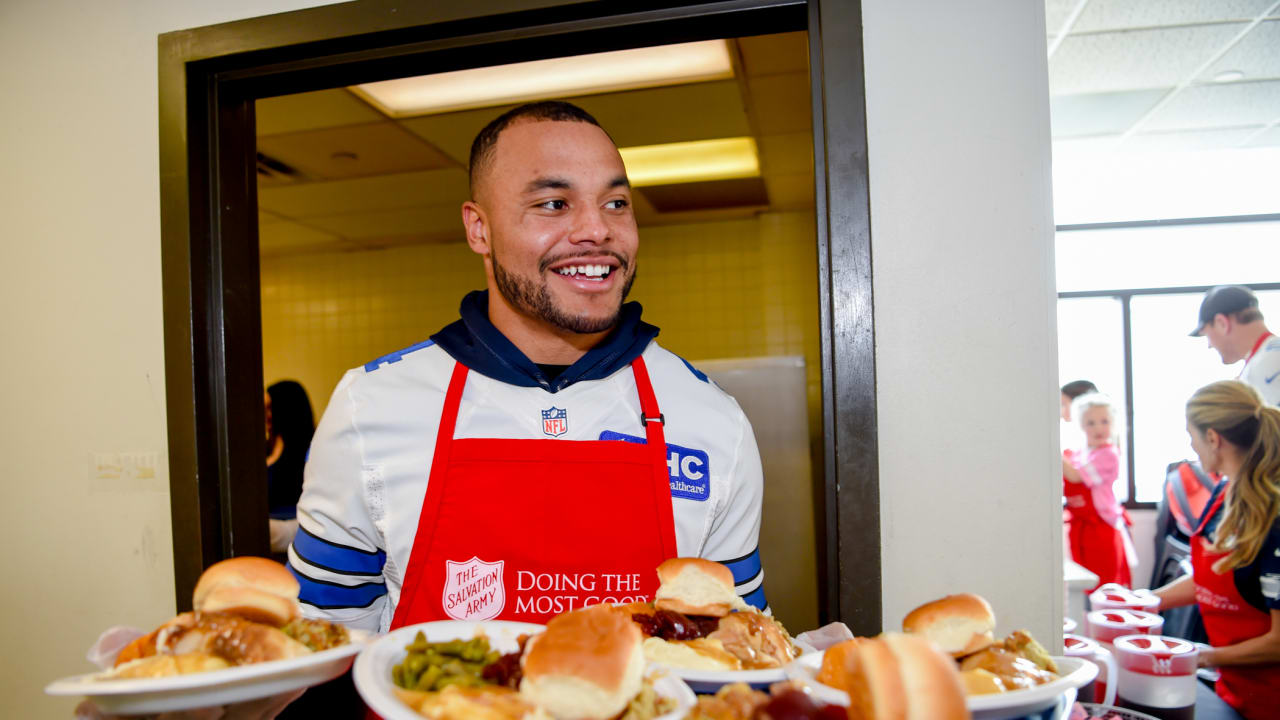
[1066,444,1123,526]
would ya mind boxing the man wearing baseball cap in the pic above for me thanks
[1191,285,1280,405]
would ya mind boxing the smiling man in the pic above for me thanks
[1191,285,1280,406]
[287,102,768,633]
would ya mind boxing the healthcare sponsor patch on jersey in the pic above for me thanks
[442,556,506,621]
[541,406,568,437]
[599,430,710,501]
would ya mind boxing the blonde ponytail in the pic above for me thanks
[1186,381,1280,573]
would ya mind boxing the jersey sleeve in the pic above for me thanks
[287,370,389,632]
[1078,446,1119,489]
[701,410,768,611]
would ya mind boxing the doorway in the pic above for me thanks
[159,0,878,631]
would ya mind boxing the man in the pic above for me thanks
[1060,379,1097,423]
[286,102,767,632]
[1191,285,1280,406]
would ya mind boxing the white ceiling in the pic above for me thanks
[1046,0,1280,150]
[255,33,812,257]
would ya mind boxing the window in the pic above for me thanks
[1057,218,1280,505]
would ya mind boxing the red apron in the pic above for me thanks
[1064,452,1131,590]
[390,356,678,629]
[1192,484,1280,719]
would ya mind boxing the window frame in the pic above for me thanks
[1058,213,1280,508]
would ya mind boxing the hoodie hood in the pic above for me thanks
[430,290,659,393]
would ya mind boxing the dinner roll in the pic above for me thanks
[902,592,995,657]
[193,557,300,626]
[520,605,644,719]
[818,633,969,720]
[654,558,749,617]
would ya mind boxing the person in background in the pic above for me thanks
[1062,392,1135,589]
[1150,380,1280,720]
[266,380,314,554]
[1191,285,1280,406]
[1060,379,1098,423]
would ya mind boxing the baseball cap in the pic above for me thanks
[1189,285,1258,336]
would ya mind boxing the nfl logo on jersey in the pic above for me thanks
[541,407,568,437]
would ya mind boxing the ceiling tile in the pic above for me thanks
[1071,0,1275,33]
[1045,0,1085,36]
[1124,126,1266,151]
[259,210,286,226]
[638,177,768,213]
[399,81,752,164]
[257,122,458,181]
[1201,19,1280,82]
[736,32,808,77]
[1050,23,1247,94]
[258,169,469,218]
[758,133,814,176]
[305,206,464,241]
[1244,124,1280,146]
[257,89,384,136]
[1050,88,1168,136]
[747,73,811,135]
[1142,79,1280,130]
[259,221,342,250]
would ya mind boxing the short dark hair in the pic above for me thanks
[1061,380,1098,400]
[468,101,606,196]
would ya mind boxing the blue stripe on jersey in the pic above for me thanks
[677,355,710,383]
[742,585,767,610]
[288,564,387,609]
[719,548,762,586]
[364,339,435,372]
[292,526,385,576]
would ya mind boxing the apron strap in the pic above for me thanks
[392,362,469,628]
[1193,481,1229,539]
[631,356,678,560]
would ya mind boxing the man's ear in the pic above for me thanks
[1214,313,1232,334]
[461,201,490,255]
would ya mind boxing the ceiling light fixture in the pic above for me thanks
[352,40,733,117]
[1212,70,1245,83]
[619,137,760,187]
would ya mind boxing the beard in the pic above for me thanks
[491,251,636,334]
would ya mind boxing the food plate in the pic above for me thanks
[45,629,372,715]
[353,619,696,720]
[786,654,1097,720]
[652,665,787,694]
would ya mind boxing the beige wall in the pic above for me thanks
[0,1,343,716]
[864,0,1061,640]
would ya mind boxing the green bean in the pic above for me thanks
[392,635,499,690]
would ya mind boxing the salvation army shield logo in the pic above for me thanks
[541,407,568,437]
[442,557,505,621]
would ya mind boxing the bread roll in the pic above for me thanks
[654,558,748,617]
[193,557,300,626]
[902,593,995,657]
[818,634,969,720]
[520,605,644,719]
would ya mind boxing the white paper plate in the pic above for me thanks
[653,664,788,694]
[786,653,1096,720]
[353,620,695,720]
[45,630,372,715]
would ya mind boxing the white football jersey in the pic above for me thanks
[1241,333,1280,406]
[287,331,766,632]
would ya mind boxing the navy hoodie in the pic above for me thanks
[429,290,660,393]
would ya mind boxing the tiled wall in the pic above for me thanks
[260,211,821,441]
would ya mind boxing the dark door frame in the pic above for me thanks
[158,0,878,632]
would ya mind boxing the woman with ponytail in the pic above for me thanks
[1150,380,1280,719]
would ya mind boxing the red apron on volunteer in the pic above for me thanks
[1191,484,1280,719]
